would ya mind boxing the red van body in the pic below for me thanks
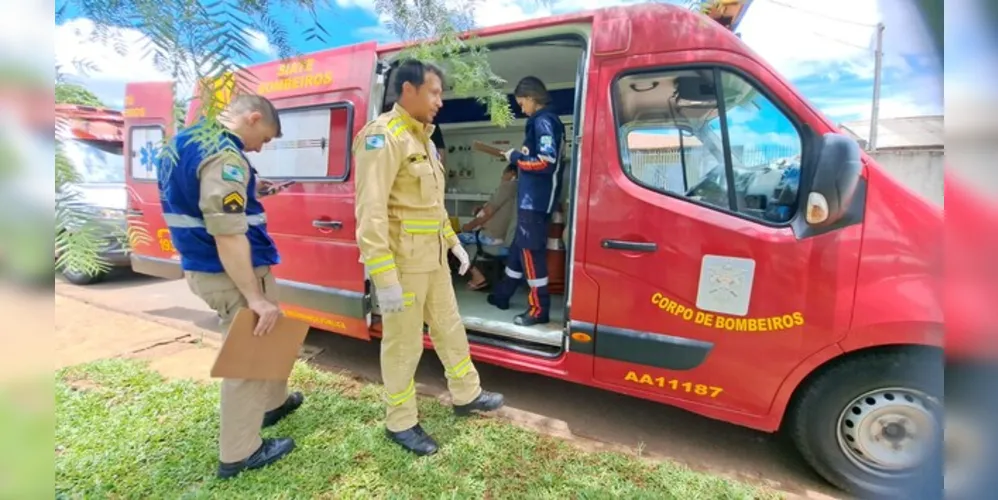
[123,4,946,496]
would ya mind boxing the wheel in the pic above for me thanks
[789,348,943,498]
[60,266,108,285]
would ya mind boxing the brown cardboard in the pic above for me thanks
[210,308,310,380]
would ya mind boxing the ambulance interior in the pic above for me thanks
[379,32,585,355]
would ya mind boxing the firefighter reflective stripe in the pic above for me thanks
[505,267,523,279]
[527,276,549,287]
[386,379,416,406]
[442,225,456,239]
[445,356,474,380]
[365,254,396,276]
[402,292,415,307]
[388,117,408,138]
[401,219,441,234]
[163,212,267,227]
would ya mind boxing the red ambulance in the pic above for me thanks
[123,4,944,496]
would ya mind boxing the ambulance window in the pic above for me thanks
[243,104,352,180]
[614,68,804,224]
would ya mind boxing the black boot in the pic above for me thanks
[217,437,296,479]
[514,311,549,326]
[262,392,304,428]
[386,424,438,456]
[454,390,505,416]
[487,293,510,310]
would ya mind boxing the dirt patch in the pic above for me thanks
[67,379,101,392]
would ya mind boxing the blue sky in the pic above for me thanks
[55,0,943,131]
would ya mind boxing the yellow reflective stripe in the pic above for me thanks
[388,118,407,137]
[442,226,456,238]
[386,379,416,406]
[402,219,441,234]
[402,292,415,307]
[366,255,396,274]
[445,356,473,380]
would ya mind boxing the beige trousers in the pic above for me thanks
[186,265,289,463]
[381,266,482,432]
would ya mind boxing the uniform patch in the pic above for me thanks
[365,134,386,150]
[222,191,246,214]
[539,135,554,148]
[221,164,246,183]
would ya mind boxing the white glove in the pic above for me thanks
[450,244,470,275]
[376,283,406,314]
[502,148,514,162]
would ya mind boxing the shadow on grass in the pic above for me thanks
[55,359,782,499]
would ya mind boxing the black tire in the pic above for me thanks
[60,267,108,285]
[788,348,944,499]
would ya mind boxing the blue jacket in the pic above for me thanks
[509,106,565,214]
[157,121,279,273]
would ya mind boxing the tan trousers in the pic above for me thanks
[382,266,482,432]
[186,265,289,463]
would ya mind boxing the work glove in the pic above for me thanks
[450,244,470,275]
[376,283,406,314]
[502,148,514,162]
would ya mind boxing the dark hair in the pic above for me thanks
[513,76,550,105]
[229,93,282,138]
[392,59,446,95]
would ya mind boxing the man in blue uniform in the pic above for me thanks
[487,76,565,326]
[158,94,302,479]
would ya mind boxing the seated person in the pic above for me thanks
[457,164,518,290]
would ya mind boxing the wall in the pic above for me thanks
[868,149,944,206]
[439,121,576,220]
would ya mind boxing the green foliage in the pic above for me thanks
[55,82,105,107]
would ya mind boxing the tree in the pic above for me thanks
[55,82,105,107]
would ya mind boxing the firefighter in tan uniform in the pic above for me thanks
[353,59,505,456]
[158,94,302,478]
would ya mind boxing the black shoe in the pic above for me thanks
[262,392,304,428]
[216,437,296,479]
[386,424,438,456]
[487,294,510,310]
[513,312,549,326]
[454,390,505,416]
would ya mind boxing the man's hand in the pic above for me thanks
[257,179,292,197]
[248,297,281,336]
[450,244,470,275]
[376,283,406,314]
[461,222,476,232]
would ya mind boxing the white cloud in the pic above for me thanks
[244,29,277,57]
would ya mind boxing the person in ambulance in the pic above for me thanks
[352,59,505,456]
[487,76,565,326]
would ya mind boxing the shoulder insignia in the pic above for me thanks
[539,135,554,148]
[365,134,386,150]
[221,164,246,183]
[222,191,246,213]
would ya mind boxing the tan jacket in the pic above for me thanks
[353,103,458,289]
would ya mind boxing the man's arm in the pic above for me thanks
[509,116,562,176]
[353,125,403,288]
[197,148,265,304]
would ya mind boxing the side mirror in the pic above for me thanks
[805,132,863,226]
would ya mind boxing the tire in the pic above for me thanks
[60,267,108,285]
[788,348,943,498]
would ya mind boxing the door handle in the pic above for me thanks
[601,239,657,252]
[312,220,343,230]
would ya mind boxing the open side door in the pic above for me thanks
[123,82,179,279]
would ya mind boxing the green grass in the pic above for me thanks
[55,359,782,499]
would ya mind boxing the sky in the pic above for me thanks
[53,0,944,126]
